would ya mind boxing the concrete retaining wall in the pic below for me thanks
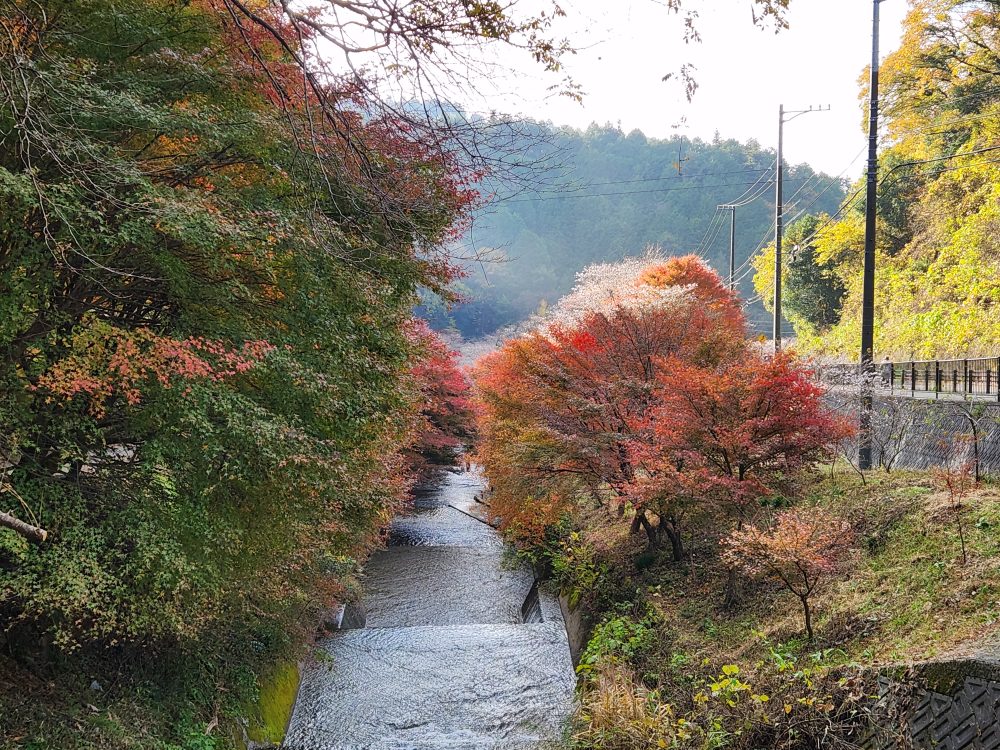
[863,644,1000,749]
[828,394,1000,476]
[557,593,592,667]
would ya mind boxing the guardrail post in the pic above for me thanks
[934,360,940,399]
[964,359,969,396]
[889,362,894,394]
[911,361,916,397]
[996,357,1000,402]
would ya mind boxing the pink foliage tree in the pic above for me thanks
[725,508,854,640]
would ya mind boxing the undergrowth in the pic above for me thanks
[565,466,1000,749]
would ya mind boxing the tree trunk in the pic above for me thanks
[632,511,659,550]
[801,594,813,641]
[0,511,48,544]
[969,418,981,483]
[723,566,740,609]
[661,516,684,562]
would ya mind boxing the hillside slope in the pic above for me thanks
[422,123,846,338]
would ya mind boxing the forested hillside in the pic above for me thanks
[421,124,847,338]
[754,0,1000,359]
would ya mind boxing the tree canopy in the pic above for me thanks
[754,0,1000,358]
[0,13,489,748]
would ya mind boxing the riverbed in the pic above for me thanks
[284,466,577,749]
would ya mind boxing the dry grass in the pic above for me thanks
[575,663,678,749]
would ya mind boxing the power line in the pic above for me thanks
[881,152,1000,189]
[783,145,867,227]
[724,178,774,209]
[916,84,1000,110]
[519,165,774,196]
[721,160,776,207]
[789,145,1000,252]
[701,212,730,259]
[505,176,817,203]
[695,208,725,256]
[884,110,1000,141]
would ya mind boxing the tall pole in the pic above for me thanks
[858,0,882,471]
[728,206,736,290]
[773,104,784,351]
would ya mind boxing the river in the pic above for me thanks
[284,466,577,749]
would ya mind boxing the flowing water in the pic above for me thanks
[284,467,577,750]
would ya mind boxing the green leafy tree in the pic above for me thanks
[761,0,1000,358]
[784,216,847,332]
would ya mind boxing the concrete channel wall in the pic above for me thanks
[863,644,1000,749]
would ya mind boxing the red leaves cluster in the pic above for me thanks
[725,509,854,582]
[34,325,275,417]
[406,321,475,474]
[636,353,854,515]
[724,508,855,638]
[473,255,852,552]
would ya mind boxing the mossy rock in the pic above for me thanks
[245,661,300,747]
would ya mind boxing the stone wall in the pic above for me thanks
[863,644,1000,749]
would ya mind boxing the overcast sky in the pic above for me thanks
[467,1,910,177]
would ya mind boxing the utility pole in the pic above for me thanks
[719,204,737,290]
[858,0,884,471]
[728,205,736,290]
[774,105,784,350]
[773,104,830,351]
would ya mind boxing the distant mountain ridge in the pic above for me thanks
[420,121,847,339]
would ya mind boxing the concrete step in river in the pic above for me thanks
[284,466,577,750]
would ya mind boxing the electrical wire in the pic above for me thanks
[515,166,774,197]
[720,160,776,207]
[787,145,1000,252]
[503,177,791,203]
[695,208,725,256]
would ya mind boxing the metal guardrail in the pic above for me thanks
[885,357,1000,400]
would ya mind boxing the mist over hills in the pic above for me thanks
[420,122,847,339]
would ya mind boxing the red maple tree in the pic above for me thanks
[406,321,475,476]
[724,508,855,640]
[636,352,853,524]
[473,255,745,547]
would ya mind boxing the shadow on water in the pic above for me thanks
[284,466,576,750]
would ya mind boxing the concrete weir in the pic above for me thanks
[284,467,576,750]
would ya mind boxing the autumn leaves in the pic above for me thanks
[473,253,853,638]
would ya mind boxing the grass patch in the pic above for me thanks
[569,465,1000,748]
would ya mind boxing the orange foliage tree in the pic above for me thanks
[724,508,855,640]
[473,254,745,549]
[474,254,850,570]
[632,352,853,552]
